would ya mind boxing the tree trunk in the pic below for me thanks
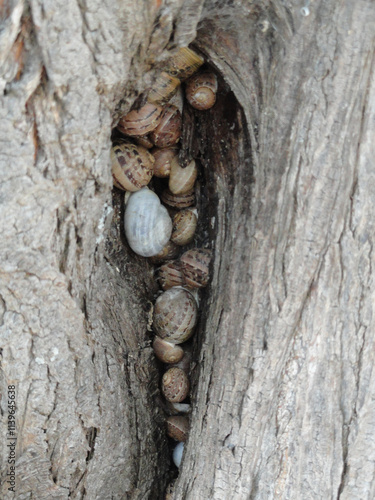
[1,1,374,499]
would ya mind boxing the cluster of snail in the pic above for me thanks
[110,47,217,497]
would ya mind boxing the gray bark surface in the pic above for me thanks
[0,1,374,499]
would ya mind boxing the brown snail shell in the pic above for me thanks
[150,104,182,148]
[185,71,218,110]
[147,72,181,106]
[171,208,198,246]
[153,287,198,343]
[165,47,204,80]
[132,134,154,149]
[169,158,198,195]
[161,188,195,209]
[148,241,180,264]
[111,142,154,192]
[166,416,189,442]
[153,337,184,364]
[162,367,190,402]
[180,248,212,288]
[151,146,179,178]
[117,102,163,136]
[158,260,185,290]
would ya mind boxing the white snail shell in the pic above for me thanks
[124,188,172,257]
[173,442,184,468]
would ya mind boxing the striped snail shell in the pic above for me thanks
[148,241,180,264]
[161,188,195,209]
[147,72,181,106]
[171,208,198,246]
[157,260,185,290]
[165,47,204,80]
[185,71,218,110]
[180,248,212,288]
[169,158,198,195]
[151,146,179,178]
[150,104,182,148]
[166,416,189,442]
[117,102,163,136]
[153,287,198,343]
[153,337,184,364]
[162,367,190,402]
[111,142,154,192]
[124,188,172,257]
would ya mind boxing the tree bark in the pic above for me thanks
[1,1,375,499]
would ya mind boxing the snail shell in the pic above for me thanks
[111,142,154,192]
[148,241,180,264]
[132,134,154,149]
[150,104,182,148]
[165,47,204,80]
[171,208,198,246]
[185,71,218,110]
[180,248,212,288]
[152,146,179,178]
[158,260,185,290]
[169,158,198,195]
[162,367,190,402]
[166,416,189,442]
[172,442,184,468]
[165,481,175,500]
[147,72,181,106]
[117,102,163,136]
[161,188,195,209]
[153,337,184,364]
[153,287,198,343]
[124,188,172,257]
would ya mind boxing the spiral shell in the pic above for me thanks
[162,367,190,402]
[171,208,198,246]
[165,47,204,80]
[158,261,185,290]
[118,102,163,136]
[150,104,182,148]
[169,158,198,195]
[152,146,179,178]
[161,188,195,209]
[180,248,212,288]
[147,72,181,106]
[153,287,198,343]
[166,416,189,441]
[124,188,172,257]
[111,142,154,192]
[185,71,218,110]
[148,241,180,264]
[153,337,184,364]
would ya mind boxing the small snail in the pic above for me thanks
[162,367,190,402]
[169,158,198,195]
[150,104,182,148]
[180,248,212,288]
[147,72,181,106]
[153,287,198,343]
[165,47,204,80]
[185,71,218,110]
[171,208,198,246]
[124,188,172,257]
[111,142,154,192]
[148,241,180,264]
[166,416,189,441]
[152,146,179,178]
[153,337,184,364]
[172,442,184,468]
[118,102,163,136]
[157,261,185,290]
[161,188,195,209]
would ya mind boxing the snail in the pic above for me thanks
[153,337,184,364]
[148,241,180,264]
[166,416,189,441]
[161,188,195,209]
[172,442,184,468]
[165,47,204,80]
[180,248,212,288]
[147,72,181,106]
[150,104,182,148]
[169,158,198,195]
[157,261,185,290]
[153,287,198,343]
[111,142,154,192]
[185,71,218,110]
[124,188,172,257]
[117,102,163,136]
[171,208,198,246]
[152,146,179,178]
[162,367,190,402]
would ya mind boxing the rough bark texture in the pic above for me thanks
[0,0,374,499]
